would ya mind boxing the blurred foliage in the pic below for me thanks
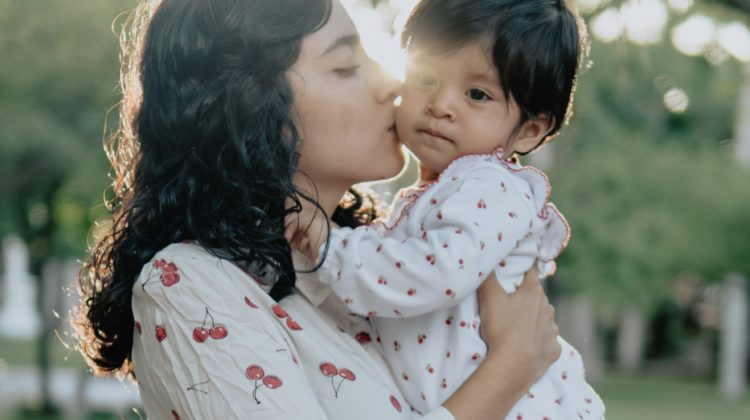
[0,1,136,263]
[547,9,750,310]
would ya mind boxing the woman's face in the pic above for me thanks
[289,1,405,193]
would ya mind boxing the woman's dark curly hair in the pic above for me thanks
[74,0,379,377]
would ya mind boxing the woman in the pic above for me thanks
[75,0,560,419]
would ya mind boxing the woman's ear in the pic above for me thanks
[511,114,555,154]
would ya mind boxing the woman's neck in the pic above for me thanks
[293,174,349,220]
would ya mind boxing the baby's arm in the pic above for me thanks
[318,166,534,318]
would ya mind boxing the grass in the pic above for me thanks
[598,374,750,420]
[0,337,87,370]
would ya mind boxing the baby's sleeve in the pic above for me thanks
[131,254,329,420]
[316,167,534,318]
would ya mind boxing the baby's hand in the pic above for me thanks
[284,200,328,263]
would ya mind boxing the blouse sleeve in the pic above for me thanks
[131,253,330,420]
[316,166,534,318]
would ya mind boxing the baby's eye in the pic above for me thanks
[467,88,491,101]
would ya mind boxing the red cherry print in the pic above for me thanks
[407,288,416,296]
[447,288,456,298]
[153,259,165,269]
[134,321,142,336]
[262,375,283,389]
[555,397,563,405]
[585,398,592,404]
[377,276,388,285]
[355,331,372,344]
[430,198,437,205]
[171,409,180,420]
[319,362,338,377]
[155,325,167,342]
[497,232,503,241]
[478,271,484,278]
[441,378,447,388]
[561,371,568,380]
[426,364,435,374]
[339,368,356,381]
[442,242,449,248]
[163,262,177,272]
[445,316,453,325]
[390,395,403,412]
[417,334,426,344]
[193,327,209,343]
[160,271,180,287]
[516,415,523,420]
[436,211,443,220]
[245,365,265,380]
[459,321,467,328]
[393,340,401,351]
[426,254,435,265]
[527,392,535,399]
[499,260,506,268]
[395,260,404,269]
[471,352,481,361]
[209,324,228,339]
[402,372,409,381]
[500,181,506,191]
[271,304,288,318]
[455,228,463,234]
[458,259,464,268]
[286,317,302,331]
[376,244,383,253]
[508,212,517,218]
[244,296,258,308]
[477,199,487,209]
[446,350,451,358]
[543,417,550,420]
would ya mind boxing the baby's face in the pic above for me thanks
[396,40,523,175]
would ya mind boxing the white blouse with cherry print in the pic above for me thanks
[131,243,455,420]
[315,151,606,418]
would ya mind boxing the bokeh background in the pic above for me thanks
[0,0,749,419]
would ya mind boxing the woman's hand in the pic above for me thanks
[478,267,560,384]
[442,267,560,420]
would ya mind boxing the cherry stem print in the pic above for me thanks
[245,364,282,404]
[193,307,228,343]
[186,379,210,395]
[319,362,355,397]
[142,259,180,290]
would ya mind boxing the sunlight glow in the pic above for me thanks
[622,0,669,45]
[671,14,716,56]
[716,22,750,62]
[666,0,694,13]
[663,87,689,113]
[591,7,623,43]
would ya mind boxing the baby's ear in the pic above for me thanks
[513,114,555,154]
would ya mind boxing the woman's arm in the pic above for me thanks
[442,268,560,420]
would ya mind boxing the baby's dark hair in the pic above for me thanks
[402,0,587,149]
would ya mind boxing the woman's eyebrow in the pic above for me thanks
[320,34,360,57]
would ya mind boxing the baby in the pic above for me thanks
[295,0,605,418]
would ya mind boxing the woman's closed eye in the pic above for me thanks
[334,63,362,78]
[466,88,492,102]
